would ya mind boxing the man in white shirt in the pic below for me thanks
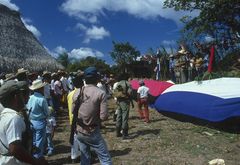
[0,80,48,165]
[137,80,150,123]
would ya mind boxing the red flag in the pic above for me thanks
[208,45,214,73]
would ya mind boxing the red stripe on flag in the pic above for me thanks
[208,45,214,73]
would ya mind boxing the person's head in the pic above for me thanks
[139,80,145,86]
[72,72,84,88]
[42,71,51,83]
[4,73,16,81]
[17,81,30,104]
[29,79,46,95]
[16,68,28,81]
[196,52,203,58]
[84,67,100,85]
[0,80,26,110]
[117,72,129,81]
[169,54,174,59]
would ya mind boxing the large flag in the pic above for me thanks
[154,78,240,122]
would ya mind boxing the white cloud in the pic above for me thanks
[83,25,110,43]
[54,46,67,54]
[60,0,199,25]
[74,23,110,43]
[69,47,104,59]
[48,46,104,59]
[21,18,41,38]
[0,0,19,11]
[75,23,87,31]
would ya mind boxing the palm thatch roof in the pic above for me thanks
[0,4,63,73]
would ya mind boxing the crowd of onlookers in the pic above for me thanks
[0,66,135,165]
[0,43,215,165]
[168,45,210,84]
[0,49,210,164]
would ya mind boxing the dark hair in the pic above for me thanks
[117,72,129,81]
[72,75,84,88]
[85,77,98,84]
[16,73,28,81]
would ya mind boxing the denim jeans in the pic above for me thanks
[46,133,54,153]
[71,133,81,159]
[31,120,47,158]
[76,127,112,165]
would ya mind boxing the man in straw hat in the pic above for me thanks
[0,80,48,165]
[27,80,49,159]
[16,68,28,82]
[75,66,112,165]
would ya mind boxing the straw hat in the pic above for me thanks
[178,44,188,55]
[5,73,16,81]
[42,71,51,77]
[29,79,46,91]
[178,49,188,55]
[16,68,28,75]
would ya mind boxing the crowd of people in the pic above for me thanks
[0,66,152,165]
[168,44,210,84]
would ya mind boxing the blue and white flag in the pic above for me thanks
[156,57,160,80]
[154,78,240,122]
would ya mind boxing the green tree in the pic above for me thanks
[110,41,140,72]
[57,52,69,68]
[164,0,240,49]
[68,56,111,74]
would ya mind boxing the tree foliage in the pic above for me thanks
[164,0,240,45]
[67,56,111,74]
[57,52,69,68]
[110,41,140,72]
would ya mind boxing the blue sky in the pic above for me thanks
[0,0,198,64]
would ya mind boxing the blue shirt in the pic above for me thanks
[27,92,49,121]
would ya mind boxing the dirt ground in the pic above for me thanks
[46,98,240,165]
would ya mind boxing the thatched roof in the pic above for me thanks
[0,4,63,73]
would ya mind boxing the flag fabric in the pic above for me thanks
[154,78,240,122]
[208,45,214,73]
[156,58,160,80]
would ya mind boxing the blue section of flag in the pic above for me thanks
[154,91,240,122]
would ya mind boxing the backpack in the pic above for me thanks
[113,80,132,99]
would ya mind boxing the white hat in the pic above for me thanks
[178,49,188,55]
[16,68,28,75]
[29,80,46,91]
